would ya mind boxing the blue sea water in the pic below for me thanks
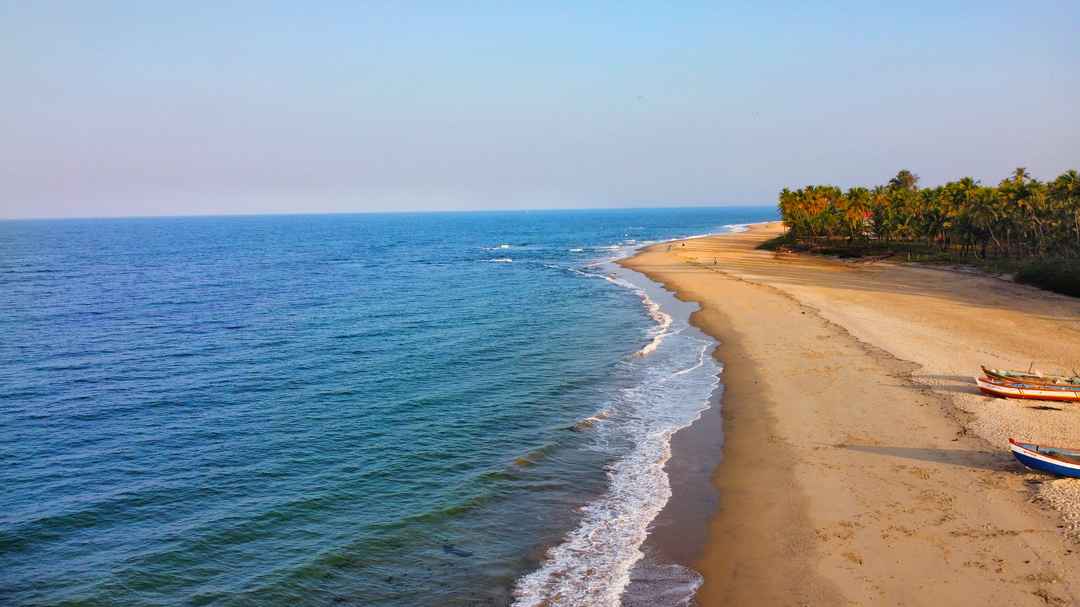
[0,207,776,607]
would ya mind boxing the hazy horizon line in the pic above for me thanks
[0,202,778,222]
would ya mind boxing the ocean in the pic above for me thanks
[0,207,777,606]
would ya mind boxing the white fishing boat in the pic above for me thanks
[976,375,1080,403]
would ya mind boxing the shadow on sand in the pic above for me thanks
[838,444,1017,473]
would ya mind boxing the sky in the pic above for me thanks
[1,1,1078,219]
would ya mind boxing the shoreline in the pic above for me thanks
[621,223,1080,606]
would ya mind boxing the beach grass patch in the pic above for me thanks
[1016,260,1080,297]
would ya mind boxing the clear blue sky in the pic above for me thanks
[2,1,1077,218]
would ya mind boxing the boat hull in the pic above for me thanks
[1010,440,1080,478]
[982,366,1080,387]
[975,376,1080,402]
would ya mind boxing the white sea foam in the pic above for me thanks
[586,272,673,358]
[569,248,585,252]
[679,232,718,241]
[672,343,710,376]
[554,267,673,357]
[634,293,672,357]
[512,264,720,607]
[488,258,513,263]
[572,408,613,431]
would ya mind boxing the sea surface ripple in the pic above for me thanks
[0,208,776,606]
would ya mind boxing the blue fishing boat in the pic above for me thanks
[1009,439,1080,478]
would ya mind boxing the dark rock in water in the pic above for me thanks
[442,543,474,558]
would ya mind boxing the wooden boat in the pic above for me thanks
[975,375,1080,402]
[981,366,1080,386]
[1009,439,1080,478]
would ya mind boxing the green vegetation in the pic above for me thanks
[773,168,1080,296]
[1015,260,1080,297]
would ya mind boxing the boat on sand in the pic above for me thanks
[1009,439,1080,478]
[981,366,1080,386]
[976,375,1080,402]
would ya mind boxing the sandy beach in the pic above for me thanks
[622,223,1080,606]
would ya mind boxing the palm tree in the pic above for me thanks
[967,187,1001,258]
[1011,167,1032,184]
[944,177,979,255]
[843,187,872,243]
[1050,170,1080,250]
[888,169,919,192]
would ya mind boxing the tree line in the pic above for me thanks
[778,168,1080,258]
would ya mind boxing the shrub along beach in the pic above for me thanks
[622,213,1080,605]
[772,169,1080,295]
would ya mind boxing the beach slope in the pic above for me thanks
[622,224,1080,606]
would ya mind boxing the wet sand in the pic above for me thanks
[621,223,1080,606]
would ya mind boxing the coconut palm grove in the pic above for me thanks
[775,168,1080,294]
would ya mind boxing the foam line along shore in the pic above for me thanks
[511,225,760,606]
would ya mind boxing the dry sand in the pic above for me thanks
[621,223,1080,606]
